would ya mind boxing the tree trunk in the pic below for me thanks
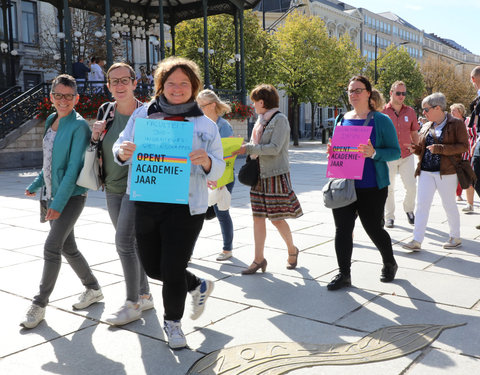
[291,96,299,146]
[310,101,316,140]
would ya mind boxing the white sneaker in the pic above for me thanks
[138,294,154,312]
[72,288,104,309]
[20,305,45,329]
[443,237,462,249]
[163,320,187,349]
[216,252,233,261]
[402,240,421,251]
[462,205,474,213]
[190,279,214,320]
[106,301,142,326]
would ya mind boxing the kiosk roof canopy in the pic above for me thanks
[47,0,261,25]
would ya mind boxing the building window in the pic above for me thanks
[0,2,18,41]
[22,1,38,44]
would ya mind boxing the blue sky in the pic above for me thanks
[346,0,480,56]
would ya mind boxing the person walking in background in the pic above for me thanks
[113,57,225,349]
[21,74,103,329]
[468,66,480,229]
[382,81,420,228]
[450,103,476,212]
[370,88,385,111]
[326,76,400,291]
[89,57,105,94]
[72,57,90,93]
[233,84,302,275]
[403,93,468,251]
[197,89,236,261]
[90,62,152,326]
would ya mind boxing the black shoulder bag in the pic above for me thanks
[238,111,280,187]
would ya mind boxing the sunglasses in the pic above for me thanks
[395,91,407,96]
[51,92,75,101]
[422,106,437,113]
[109,77,134,86]
[348,88,367,95]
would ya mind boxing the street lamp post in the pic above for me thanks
[374,32,378,84]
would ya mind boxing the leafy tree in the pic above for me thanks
[273,12,339,145]
[420,57,475,110]
[174,11,277,92]
[366,45,424,108]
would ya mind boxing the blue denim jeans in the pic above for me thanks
[213,180,234,251]
[106,192,150,302]
[34,195,100,307]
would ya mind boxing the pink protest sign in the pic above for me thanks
[326,126,373,179]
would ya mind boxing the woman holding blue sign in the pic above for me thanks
[197,89,236,261]
[90,62,153,326]
[326,76,401,291]
[113,57,225,350]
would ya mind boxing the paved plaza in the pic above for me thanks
[0,141,479,374]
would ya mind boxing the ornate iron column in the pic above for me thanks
[63,0,72,75]
[104,0,113,69]
[158,1,165,60]
[239,6,246,104]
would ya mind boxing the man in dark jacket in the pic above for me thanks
[72,57,90,93]
[468,66,480,229]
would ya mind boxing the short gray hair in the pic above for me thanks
[422,92,446,111]
[51,74,77,95]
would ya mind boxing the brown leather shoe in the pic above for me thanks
[286,247,299,270]
[241,259,267,275]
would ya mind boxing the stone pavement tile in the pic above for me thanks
[336,293,480,358]
[293,222,337,237]
[73,222,117,243]
[426,252,480,278]
[322,261,480,308]
[407,348,480,374]
[1,217,51,232]
[1,291,97,358]
[0,260,123,302]
[210,271,379,323]
[0,226,46,250]
[0,206,37,221]
[0,196,40,212]
[187,305,362,351]
[0,248,40,268]
[0,322,202,375]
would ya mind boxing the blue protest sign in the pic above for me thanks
[130,118,193,204]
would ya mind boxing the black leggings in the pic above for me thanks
[135,202,205,321]
[332,187,395,275]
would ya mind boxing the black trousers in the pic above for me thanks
[332,187,395,275]
[472,143,480,197]
[135,202,205,321]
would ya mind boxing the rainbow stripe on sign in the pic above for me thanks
[332,146,360,153]
[136,153,188,163]
[223,154,236,161]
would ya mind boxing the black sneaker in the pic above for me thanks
[406,212,415,225]
[380,263,398,283]
[327,273,352,291]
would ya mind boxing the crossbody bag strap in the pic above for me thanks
[263,110,281,130]
[338,111,373,126]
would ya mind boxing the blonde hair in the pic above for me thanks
[370,88,385,111]
[153,56,202,101]
[450,103,466,118]
[197,89,231,116]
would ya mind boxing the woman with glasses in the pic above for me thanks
[196,89,236,261]
[22,74,103,328]
[326,75,400,291]
[403,93,468,251]
[113,57,225,349]
[90,62,152,326]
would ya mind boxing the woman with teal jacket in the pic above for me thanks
[21,74,103,329]
[326,75,401,291]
